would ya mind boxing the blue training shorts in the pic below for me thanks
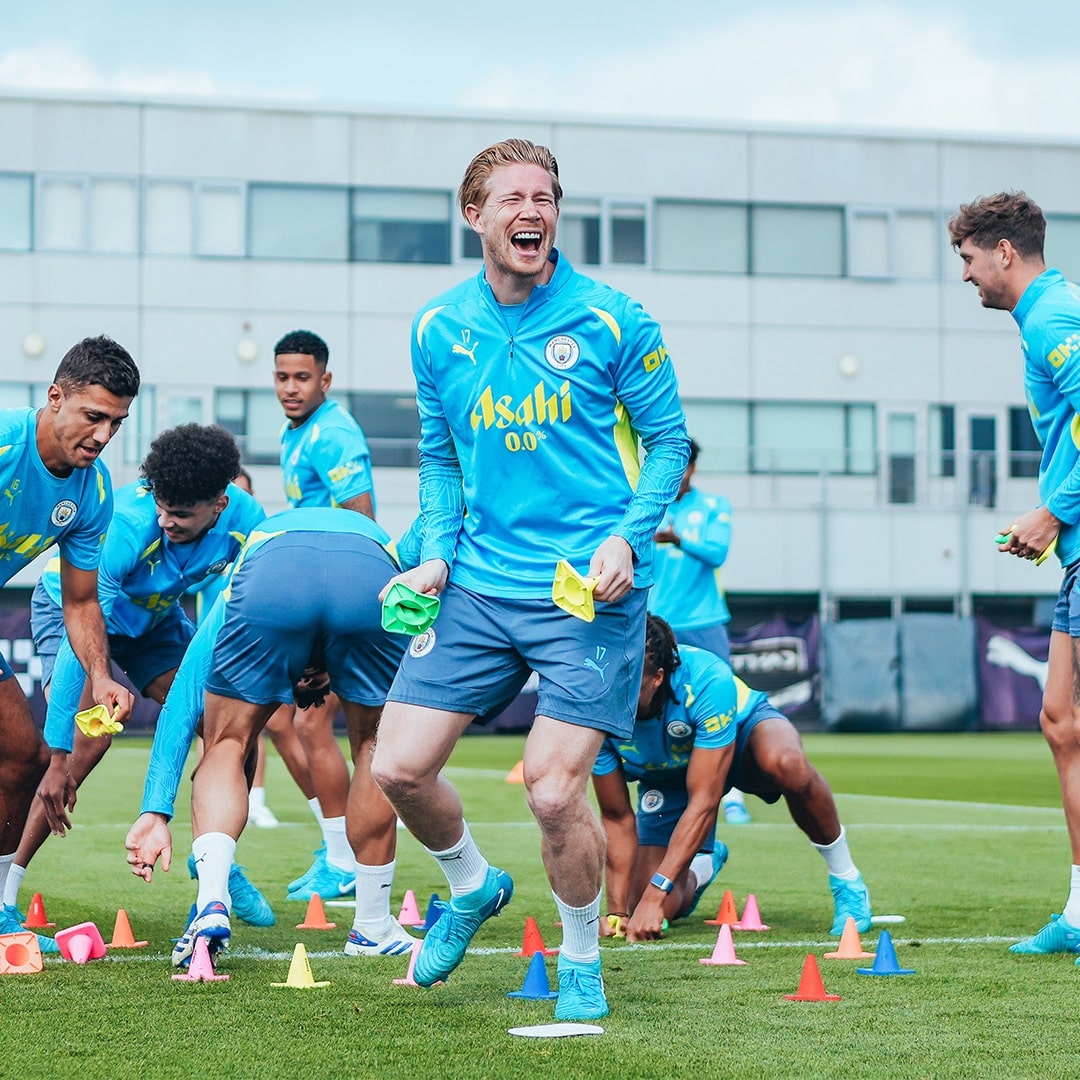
[1052,561,1080,635]
[387,582,648,739]
[30,580,194,694]
[206,530,406,706]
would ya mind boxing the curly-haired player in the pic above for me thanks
[2,425,273,944]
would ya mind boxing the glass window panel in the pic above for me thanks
[848,404,877,474]
[849,211,891,278]
[0,175,32,251]
[249,185,347,260]
[144,181,193,255]
[886,412,915,503]
[895,212,938,279]
[609,203,646,265]
[559,199,601,266]
[89,179,137,253]
[655,201,747,274]
[682,401,749,472]
[38,177,85,250]
[1045,215,1080,281]
[929,404,956,478]
[167,395,203,427]
[197,184,244,257]
[751,205,844,276]
[1009,404,1041,479]
[246,390,285,464]
[351,189,450,264]
[0,383,32,410]
[347,391,420,467]
[461,225,482,260]
[752,402,846,472]
[123,386,156,465]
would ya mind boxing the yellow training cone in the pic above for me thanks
[75,704,124,737]
[271,943,330,989]
[552,560,597,622]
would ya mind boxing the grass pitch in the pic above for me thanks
[4,731,1077,1080]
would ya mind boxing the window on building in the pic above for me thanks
[751,205,844,277]
[196,183,244,257]
[655,201,747,274]
[895,211,939,279]
[559,199,601,266]
[122,387,157,465]
[886,412,917,504]
[930,404,956,478]
[89,178,138,254]
[609,202,647,265]
[750,402,874,474]
[143,181,193,254]
[848,209,891,278]
[249,184,348,260]
[37,176,86,250]
[345,392,420,467]
[215,388,284,465]
[1046,214,1080,281]
[0,383,33,409]
[0,174,32,251]
[352,189,451,264]
[1009,405,1041,479]
[682,401,750,472]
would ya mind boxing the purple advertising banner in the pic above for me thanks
[730,614,821,719]
[976,618,1047,731]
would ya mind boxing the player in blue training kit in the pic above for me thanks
[951,193,1080,956]
[0,335,140,953]
[272,328,375,901]
[16,424,274,931]
[123,508,413,965]
[593,615,873,941]
[650,436,752,826]
[371,139,690,1022]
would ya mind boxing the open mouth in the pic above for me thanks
[512,231,541,254]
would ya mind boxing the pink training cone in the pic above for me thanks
[397,889,424,927]
[172,935,229,982]
[392,939,444,986]
[55,922,107,964]
[733,893,770,931]
[699,923,746,966]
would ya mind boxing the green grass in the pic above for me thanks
[3,732,1075,1080]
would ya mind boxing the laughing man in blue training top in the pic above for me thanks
[951,193,1080,956]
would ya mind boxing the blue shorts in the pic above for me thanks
[207,530,406,706]
[31,581,194,694]
[674,623,731,663]
[724,698,786,802]
[1052,561,1080,635]
[387,583,648,739]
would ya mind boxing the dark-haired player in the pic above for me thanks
[0,335,139,951]
[7,424,272,934]
[593,615,872,941]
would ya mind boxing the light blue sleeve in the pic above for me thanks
[1039,313,1080,524]
[678,496,731,569]
[43,635,85,752]
[139,591,224,819]
[592,739,622,777]
[608,301,690,559]
[688,658,739,751]
[314,419,374,506]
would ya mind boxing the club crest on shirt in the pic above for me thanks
[640,789,664,813]
[409,628,436,657]
[50,500,77,527]
[206,559,228,575]
[666,719,692,739]
[544,335,580,371]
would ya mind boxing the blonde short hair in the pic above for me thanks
[457,138,563,220]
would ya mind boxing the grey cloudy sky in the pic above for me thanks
[2,1,1079,138]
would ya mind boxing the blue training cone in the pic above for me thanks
[857,929,915,976]
[422,894,447,933]
[508,950,560,1000]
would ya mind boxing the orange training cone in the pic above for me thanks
[171,935,229,982]
[516,916,558,957]
[505,760,525,784]
[296,894,336,930]
[733,893,770,931]
[704,889,739,926]
[23,893,55,929]
[699,923,746,966]
[824,916,875,960]
[398,889,423,927]
[784,954,841,1001]
[0,932,43,974]
[107,909,148,949]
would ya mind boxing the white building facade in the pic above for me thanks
[2,91,1074,624]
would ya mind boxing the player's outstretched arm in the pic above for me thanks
[125,812,173,883]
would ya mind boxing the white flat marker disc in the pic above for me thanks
[870,914,907,925]
[508,1023,605,1038]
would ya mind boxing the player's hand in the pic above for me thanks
[589,535,635,603]
[37,753,77,836]
[626,896,667,942]
[601,914,627,939]
[378,559,448,602]
[125,812,173,883]
[998,506,1061,562]
[88,675,135,724]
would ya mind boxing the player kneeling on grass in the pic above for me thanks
[124,507,413,966]
[593,615,872,941]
